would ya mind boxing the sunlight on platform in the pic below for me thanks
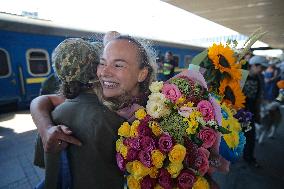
[0,111,36,134]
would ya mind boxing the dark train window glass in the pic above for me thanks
[184,55,192,68]
[173,55,179,67]
[27,50,49,75]
[0,49,10,77]
[30,51,46,59]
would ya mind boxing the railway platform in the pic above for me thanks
[0,109,284,189]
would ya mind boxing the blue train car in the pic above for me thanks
[0,13,203,108]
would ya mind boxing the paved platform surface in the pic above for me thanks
[0,109,284,189]
[0,110,43,189]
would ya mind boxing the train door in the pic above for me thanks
[0,48,21,106]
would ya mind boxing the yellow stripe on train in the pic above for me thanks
[157,67,187,74]
[26,77,46,84]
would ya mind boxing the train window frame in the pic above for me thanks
[26,49,51,77]
[173,54,180,67]
[184,55,193,68]
[0,48,12,78]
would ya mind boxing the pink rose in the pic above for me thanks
[184,147,209,176]
[162,83,182,103]
[197,147,210,176]
[176,169,196,189]
[209,96,222,126]
[158,168,173,189]
[197,100,215,122]
[141,175,156,189]
[198,127,217,148]
[116,153,126,171]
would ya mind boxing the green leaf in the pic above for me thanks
[238,28,267,61]
[191,50,208,66]
[218,126,231,134]
[191,135,203,147]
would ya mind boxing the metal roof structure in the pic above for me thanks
[162,0,284,49]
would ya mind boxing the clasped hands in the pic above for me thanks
[41,125,82,153]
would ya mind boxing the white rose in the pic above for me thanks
[148,92,167,102]
[146,100,170,119]
[149,81,164,93]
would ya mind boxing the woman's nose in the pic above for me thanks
[100,64,112,77]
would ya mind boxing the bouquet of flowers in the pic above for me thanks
[188,30,267,162]
[116,70,230,189]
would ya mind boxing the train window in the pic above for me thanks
[26,49,50,76]
[184,55,192,68]
[0,48,11,78]
[173,55,180,67]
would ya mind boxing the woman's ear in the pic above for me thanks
[138,67,149,82]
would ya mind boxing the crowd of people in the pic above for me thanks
[242,53,284,168]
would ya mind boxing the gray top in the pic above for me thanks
[35,93,125,189]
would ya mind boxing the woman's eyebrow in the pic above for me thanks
[114,58,128,64]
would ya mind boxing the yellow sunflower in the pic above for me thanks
[208,43,241,80]
[219,78,246,109]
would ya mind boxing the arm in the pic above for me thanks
[30,95,82,152]
[30,94,64,138]
[270,69,279,81]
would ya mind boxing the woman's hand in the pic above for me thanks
[42,125,82,153]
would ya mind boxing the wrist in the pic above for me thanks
[39,124,53,142]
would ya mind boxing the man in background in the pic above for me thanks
[161,51,177,81]
[242,55,268,168]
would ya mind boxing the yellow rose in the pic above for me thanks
[135,109,147,120]
[154,184,164,189]
[119,144,128,159]
[192,176,209,189]
[149,167,159,178]
[127,175,141,189]
[126,161,150,180]
[116,138,123,152]
[167,163,183,178]
[168,144,186,164]
[149,121,163,136]
[118,122,131,137]
[130,120,140,137]
[151,150,166,168]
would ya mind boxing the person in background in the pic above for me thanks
[156,50,164,81]
[263,61,280,102]
[161,51,177,81]
[242,55,268,168]
[40,73,61,95]
[258,79,284,144]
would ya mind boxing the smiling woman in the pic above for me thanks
[98,35,156,109]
